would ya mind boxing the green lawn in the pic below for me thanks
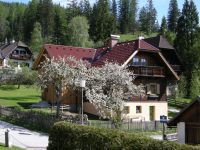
[0,144,23,150]
[0,85,41,109]
[119,33,158,42]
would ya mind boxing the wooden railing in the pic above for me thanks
[10,54,32,60]
[130,65,165,77]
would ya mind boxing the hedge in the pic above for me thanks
[48,121,200,150]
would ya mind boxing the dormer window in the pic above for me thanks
[133,57,139,65]
[141,58,147,66]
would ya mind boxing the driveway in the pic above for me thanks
[0,121,48,150]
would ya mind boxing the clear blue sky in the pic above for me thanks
[1,0,200,24]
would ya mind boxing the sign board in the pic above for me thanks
[160,115,167,123]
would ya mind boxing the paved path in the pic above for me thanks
[0,121,48,150]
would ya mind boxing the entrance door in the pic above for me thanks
[149,106,155,121]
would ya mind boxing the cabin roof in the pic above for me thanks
[144,35,175,50]
[43,44,96,63]
[0,41,31,58]
[168,96,200,126]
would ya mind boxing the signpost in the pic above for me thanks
[160,115,167,140]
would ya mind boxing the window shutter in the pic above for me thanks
[157,84,160,94]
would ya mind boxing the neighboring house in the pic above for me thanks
[33,35,181,121]
[168,96,200,145]
[0,41,34,69]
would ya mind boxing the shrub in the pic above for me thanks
[48,121,199,150]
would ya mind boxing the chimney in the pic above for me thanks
[138,36,144,40]
[110,35,120,48]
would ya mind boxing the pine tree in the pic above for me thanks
[139,0,157,34]
[37,0,54,38]
[175,0,199,58]
[30,22,43,55]
[53,5,67,45]
[119,0,129,33]
[112,0,117,20]
[175,0,199,96]
[167,0,179,33]
[66,0,81,22]
[90,0,116,42]
[23,0,38,43]
[129,0,137,32]
[160,16,167,35]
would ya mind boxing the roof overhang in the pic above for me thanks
[122,50,139,67]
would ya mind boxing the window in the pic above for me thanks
[124,106,130,114]
[136,106,142,113]
[141,58,147,66]
[133,57,139,65]
[147,83,160,95]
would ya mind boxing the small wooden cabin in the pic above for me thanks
[168,96,200,145]
[33,44,96,112]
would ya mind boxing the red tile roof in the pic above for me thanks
[44,44,96,63]
[92,39,159,67]
[42,39,159,68]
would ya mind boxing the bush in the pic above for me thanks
[48,122,199,150]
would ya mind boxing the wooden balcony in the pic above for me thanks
[10,54,31,60]
[129,65,165,77]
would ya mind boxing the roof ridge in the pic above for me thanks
[44,44,95,50]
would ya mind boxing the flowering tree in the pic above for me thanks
[38,57,144,125]
[85,62,144,128]
[38,56,88,117]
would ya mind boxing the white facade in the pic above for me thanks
[84,101,168,121]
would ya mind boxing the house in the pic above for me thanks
[33,44,96,112]
[168,96,200,145]
[0,40,34,69]
[33,35,181,121]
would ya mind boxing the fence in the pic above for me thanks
[0,106,174,133]
[89,120,164,132]
[0,106,59,132]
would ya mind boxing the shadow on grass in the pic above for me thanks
[18,102,36,109]
[0,85,18,91]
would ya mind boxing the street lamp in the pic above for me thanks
[80,78,86,125]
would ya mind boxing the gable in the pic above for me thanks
[126,50,179,80]
[168,97,200,126]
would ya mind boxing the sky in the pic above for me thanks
[1,0,200,24]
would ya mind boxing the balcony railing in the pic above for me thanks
[10,54,31,60]
[129,65,165,77]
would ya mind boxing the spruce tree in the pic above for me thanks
[129,0,137,32]
[90,0,116,42]
[119,0,129,33]
[175,0,199,96]
[53,6,67,45]
[23,0,38,43]
[160,16,167,35]
[139,0,157,34]
[167,0,179,33]
[112,0,117,20]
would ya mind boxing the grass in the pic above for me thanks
[0,85,41,109]
[119,33,158,42]
[0,144,23,150]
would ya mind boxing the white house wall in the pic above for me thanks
[84,101,168,121]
